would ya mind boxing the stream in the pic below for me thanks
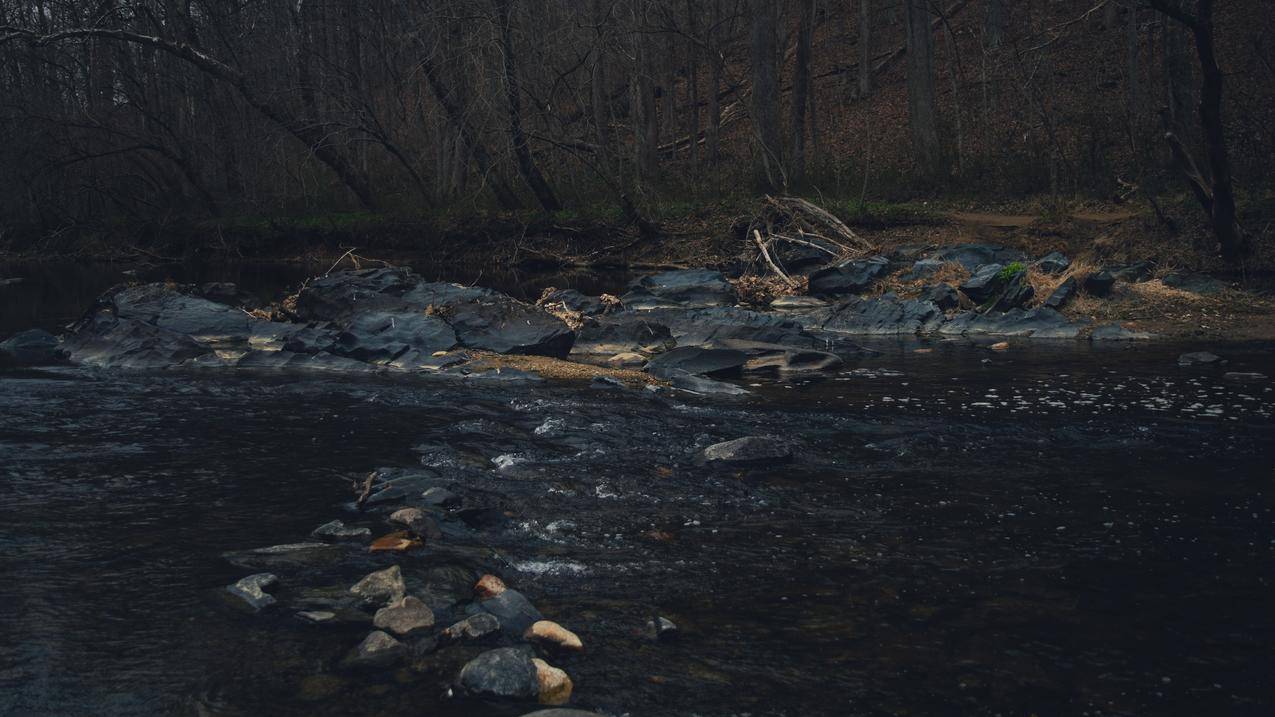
[1,261,1273,716]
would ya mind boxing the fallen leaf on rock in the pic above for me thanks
[990,341,1010,351]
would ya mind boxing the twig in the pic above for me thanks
[325,247,357,276]
[354,471,377,511]
[753,229,798,288]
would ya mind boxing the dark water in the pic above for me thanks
[2,264,1274,716]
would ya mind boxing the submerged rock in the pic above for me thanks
[0,328,63,366]
[295,610,338,624]
[645,346,747,378]
[442,613,501,642]
[1178,351,1225,366]
[698,436,792,466]
[311,520,372,541]
[715,339,842,374]
[372,595,435,637]
[665,371,751,396]
[226,573,279,611]
[458,647,540,700]
[622,269,736,309]
[350,565,407,606]
[345,630,407,669]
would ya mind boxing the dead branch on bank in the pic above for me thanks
[743,195,875,287]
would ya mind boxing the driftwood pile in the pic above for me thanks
[745,195,875,289]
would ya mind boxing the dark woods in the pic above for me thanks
[0,1,1271,260]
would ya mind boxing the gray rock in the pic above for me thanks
[622,269,736,309]
[642,306,815,347]
[389,507,442,540]
[226,573,278,611]
[905,257,945,280]
[570,315,673,354]
[1043,278,1077,310]
[111,283,256,346]
[1110,260,1154,283]
[1178,351,1225,366]
[350,565,407,606]
[478,589,544,636]
[331,310,457,363]
[0,329,63,365]
[959,264,1008,304]
[818,295,944,335]
[345,630,407,669]
[698,435,792,466]
[808,256,890,296]
[222,542,344,570]
[1083,270,1116,297]
[714,339,843,374]
[442,613,501,642]
[458,647,540,699]
[373,595,435,637]
[420,487,461,507]
[920,283,960,310]
[646,616,679,641]
[63,315,213,369]
[645,346,747,378]
[403,282,576,357]
[311,520,372,541]
[1033,251,1070,274]
[990,271,1034,311]
[539,288,607,316]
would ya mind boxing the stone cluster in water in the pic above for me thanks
[3,244,1219,382]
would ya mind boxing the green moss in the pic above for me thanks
[997,261,1026,280]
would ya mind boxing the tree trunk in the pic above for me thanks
[749,0,783,191]
[495,0,561,213]
[790,0,814,185]
[904,0,942,175]
[983,0,1004,49]
[632,2,659,185]
[858,0,872,97]
[708,0,723,164]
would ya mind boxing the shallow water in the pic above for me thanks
[1,264,1274,716]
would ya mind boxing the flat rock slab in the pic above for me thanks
[940,308,1083,339]
[817,295,944,335]
[808,256,890,296]
[373,595,435,637]
[311,520,372,541]
[622,269,736,309]
[641,307,815,347]
[570,315,673,354]
[697,436,793,467]
[350,565,407,606]
[226,573,278,611]
[345,630,407,669]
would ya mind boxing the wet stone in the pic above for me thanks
[389,507,443,540]
[345,630,407,669]
[645,346,747,378]
[666,371,750,396]
[350,565,406,606]
[226,573,278,612]
[373,595,436,637]
[479,589,544,636]
[311,519,372,541]
[524,620,584,652]
[622,269,736,309]
[1179,351,1225,366]
[0,329,63,366]
[420,487,461,507]
[606,351,647,368]
[532,658,573,706]
[458,647,540,700]
[698,436,793,467]
[296,610,337,624]
[442,613,502,642]
[646,616,679,641]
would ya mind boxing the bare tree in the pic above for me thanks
[904,0,942,175]
[749,0,783,191]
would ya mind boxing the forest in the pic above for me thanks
[1,0,1272,266]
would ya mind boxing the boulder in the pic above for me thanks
[1178,351,1224,366]
[697,435,792,466]
[1083,270,1116,297]
[1043,278,1077,310]
[959,263,1009,304]
[355,467,440,507]
[645,346,747,378]
[990,271,1034,312]
[404,282,575,357]
[458,647,540,700]
[818,295,944,335]
[905,257,945,280]
[920,283,960,310]
[641,306,815,347]
[111,283,256,346]
[1033,251,1071,274]
[62,315,213,369]
[1110,260,1154,283]
[807,256,890,296]
[372,595,436,637]
[0,328,63,366]
[350,565,406,606]
[479,589,545,636]
[311,520,372,541]
[622,269,736,309]
[331,310,457,362]
[930,244,1026,271]
[226,573,279,611]
[293,267,421,321]
[345,630,407,669]
[532,658,573,706]
[389,507,442,540]
[570,315,673,354]
[524,620,584,652]
[442,613,502,642]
